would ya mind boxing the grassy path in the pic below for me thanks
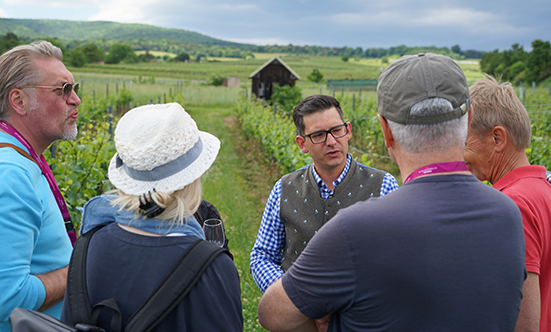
[186,103,280,331]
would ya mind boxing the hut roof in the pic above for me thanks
[248,56,301,80]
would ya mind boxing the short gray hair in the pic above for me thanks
[387,98,469,153]
[0,40,63,119]
[469,75,531,150]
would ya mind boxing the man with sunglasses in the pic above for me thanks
[250,94,399,294]
[0,40,80,331]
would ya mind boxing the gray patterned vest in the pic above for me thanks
[280,160,385,271]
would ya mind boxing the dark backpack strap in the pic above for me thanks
[0,143,37,165]
[87,298,123,332]
[66,226,105,326]
[124,239,228,332]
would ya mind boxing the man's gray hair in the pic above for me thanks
[0,40,63,119]
[387,98,469,153]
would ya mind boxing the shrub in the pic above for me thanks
[269,84,302,117]
[307,69,324,83]
[69,49,87,67]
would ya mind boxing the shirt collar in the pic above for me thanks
[493,165,548,192]
[312,153,352,189]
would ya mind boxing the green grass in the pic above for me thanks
[74,74,244,107]
[70,61,263,82]
[186,102,280,331]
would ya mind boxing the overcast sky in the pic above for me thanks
[0,0,549,52]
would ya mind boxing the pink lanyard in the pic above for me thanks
[403,161,469,184]
[0,120,76,246]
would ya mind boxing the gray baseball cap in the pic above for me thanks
[377,53,470,125]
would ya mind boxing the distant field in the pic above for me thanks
[135,50,176,58]
[69,55,484,90]
[130,52,291,63]
[252,52,289,60]
[208,57,243,62]
[457,59,484,83]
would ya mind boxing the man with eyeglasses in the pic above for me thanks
[0,40,80,331]
[258,54,525,331]
[250,94,399,294]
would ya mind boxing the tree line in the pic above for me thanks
[254,44,483,60]
[0,32,483,66]
[63,37,483,61]
[0,33,197,66]
[2,31,549,83]
[480,40,551,84]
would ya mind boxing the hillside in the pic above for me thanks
[0,18,490,61]
[0,18,249,47]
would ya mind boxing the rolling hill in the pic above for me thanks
[0,18,249,47]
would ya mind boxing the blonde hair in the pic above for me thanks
[469,75,531,149]
[111,179,203,228]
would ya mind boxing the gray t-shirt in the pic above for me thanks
[283,174,525,331]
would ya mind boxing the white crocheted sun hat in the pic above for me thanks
[108,102,220,196]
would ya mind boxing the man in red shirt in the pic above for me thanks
[465,75,551,332]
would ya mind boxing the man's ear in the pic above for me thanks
[8,88,28,116]
[296,135,309,154]
[492,126,508,153]
[467,106,473,131]
[377,114,394,148]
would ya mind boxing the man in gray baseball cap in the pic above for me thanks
[258,53,526,332]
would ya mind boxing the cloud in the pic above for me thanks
[307,3,541,50]
[412,8,531,37]
[87,0,158,23]
[327,6,525,34]
[3,0,79,7]
[0,8,8,18]
[225,36,291,46]
[86,0,262,26]
[0,0,549,51]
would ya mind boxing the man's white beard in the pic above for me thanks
[62,124,78,140]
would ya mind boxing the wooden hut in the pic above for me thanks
[249,57,300,100]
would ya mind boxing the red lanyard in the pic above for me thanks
[404,161,469,184]
[0,120,76,246]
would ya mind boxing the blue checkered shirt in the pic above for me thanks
[250,154,399,292]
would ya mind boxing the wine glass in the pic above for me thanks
[203,218,225,247]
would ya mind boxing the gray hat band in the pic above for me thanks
[116,138,203,182]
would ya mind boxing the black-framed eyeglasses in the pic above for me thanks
[20,82,79,101]
[304,123,348,144]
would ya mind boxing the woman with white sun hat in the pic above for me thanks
[60,103,243,331]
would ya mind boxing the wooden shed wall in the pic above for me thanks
[251,63,297,100]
